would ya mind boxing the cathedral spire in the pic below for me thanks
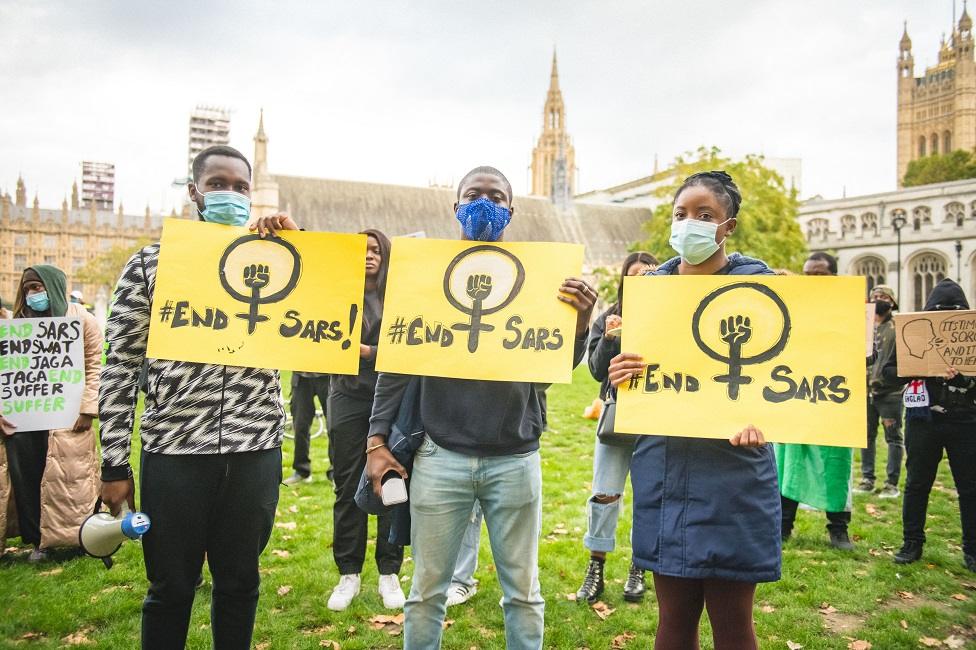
[531,50,576,200]
[70,180,79,210]
[15,173,26,207]
[550,49,559,91]
[254,108,269,177]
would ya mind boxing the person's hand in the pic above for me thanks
[944,366,960,381]
[359,344,374,360]
[605,314,622,338]
[608,352,645,388]
[365,436,407,498]
[100,478,135,516]
[0,416,16,437]
[559,278,597,337]
[249,212,299,238]
[730,425,766,447]
[72,414,94,433]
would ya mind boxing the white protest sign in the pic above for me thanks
[1,317,85,430]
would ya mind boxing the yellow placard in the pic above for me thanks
[376,238,584,383]
[147,219,365,373]
[616,275,867,447]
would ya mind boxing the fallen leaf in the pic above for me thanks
[271,549,290,559]
[611,631,636,648]
[39,567,63,576]
[760,604,776,613]
[900,620,908,630]
[277,585,292,596]
[897,591,915,600]
[950,593,969,601]
[787,641,803,650]
[944,636,966,649]
[566,592,577,601]
[319,641,340,649]
[62,627,94,645]
[919,638,942,647]
[591,601,616,620]
[346,625,356,634]
[275,521,297,530]
[442,619,455,629]
[255,643,270,650]
[847,641,871,650]
[288,505,299,513]
[819,603,838,614]
[864,504,881,518]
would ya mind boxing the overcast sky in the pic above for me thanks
[0,0,963,213]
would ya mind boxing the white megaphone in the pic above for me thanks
[79,502,150,568]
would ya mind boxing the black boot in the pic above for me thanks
[828,529,854,551]
[575,557,605,603]
[894,541,923,564]
[623,562,646,602]
[964,553,976,573]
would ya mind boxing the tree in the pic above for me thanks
[634,147,806,271]
[903,149,976,187]
[75,238,152,293]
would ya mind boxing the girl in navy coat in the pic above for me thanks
[608,171,780,650]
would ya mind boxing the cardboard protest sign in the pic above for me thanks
[147,219,365,374]
[866,303,876,357]
[616,276,867,447]
[376,238,584,383]
[894,309,976,376]
[1,317,85,430]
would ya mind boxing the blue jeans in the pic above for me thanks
[584,437,633,553]
[451,502,483,587]
[405,436,544,650]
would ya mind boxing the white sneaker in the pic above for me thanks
[327,574,361,611]
[378,574,406,609]
[445,582,478,607]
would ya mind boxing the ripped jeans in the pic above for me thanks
[584,436,634,553]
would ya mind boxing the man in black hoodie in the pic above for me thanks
[886,279,976,572]
[365,166,596,649]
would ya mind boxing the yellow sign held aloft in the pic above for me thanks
[616,275,867,447]
[147,219,365,373]
[376,238,584,383]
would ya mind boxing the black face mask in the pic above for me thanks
[874,301,892,316]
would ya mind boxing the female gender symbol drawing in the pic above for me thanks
[218,234,302,334]
[691,282,792,400]
[443,245,526,353]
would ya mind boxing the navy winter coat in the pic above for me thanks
[630,253,782,582]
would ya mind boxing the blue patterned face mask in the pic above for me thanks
[197,190,251,226]
[26,291,50,312]
[456,197,511,242]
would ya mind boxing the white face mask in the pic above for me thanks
[669,218,730,265]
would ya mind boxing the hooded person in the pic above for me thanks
[883,279,976,572]
[1,265,102,562]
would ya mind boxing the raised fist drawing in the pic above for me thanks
[244,264,270,291]
[467,274,492,302]
[720,315,752,349]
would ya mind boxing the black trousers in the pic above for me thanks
[903,418,976,556]
[327,391,403,575]
[139,449,281,650]
[3,430,48,547]
[290,374,330,477]
[780,495,850,535]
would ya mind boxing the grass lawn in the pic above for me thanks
[2,367,975,649]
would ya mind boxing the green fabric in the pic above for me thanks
[774,443,853,512]
[26,264,69,317]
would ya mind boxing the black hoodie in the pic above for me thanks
[883,279,976,422]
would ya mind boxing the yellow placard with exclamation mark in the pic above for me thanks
[146,219,365,373]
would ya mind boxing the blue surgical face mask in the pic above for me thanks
[197,190,251,226]
[669,218,730,265]
[456,197,512,242]
[26,291,50,313]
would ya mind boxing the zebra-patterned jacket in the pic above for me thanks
[98,243,285,481]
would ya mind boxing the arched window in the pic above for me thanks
[944,130,952,153]
[890,208,908,230]
[851,256,888,297]
[840,214,856,238]
[919,136,927,157]
[912,205,931,231]
[970,200,976,219]
[931,133,939,155]
[911,253,948,310]
[860,212,879,236]
[806,217,830,242]
[945,201,965,226]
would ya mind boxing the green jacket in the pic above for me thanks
[869,316,900,396]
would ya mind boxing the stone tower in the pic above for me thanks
[897,6,976,186]
[250,109,280,220]
[531,51,576,199]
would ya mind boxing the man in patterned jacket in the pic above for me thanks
[99,145,297,650]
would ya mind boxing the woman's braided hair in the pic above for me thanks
[674,170,742,219]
